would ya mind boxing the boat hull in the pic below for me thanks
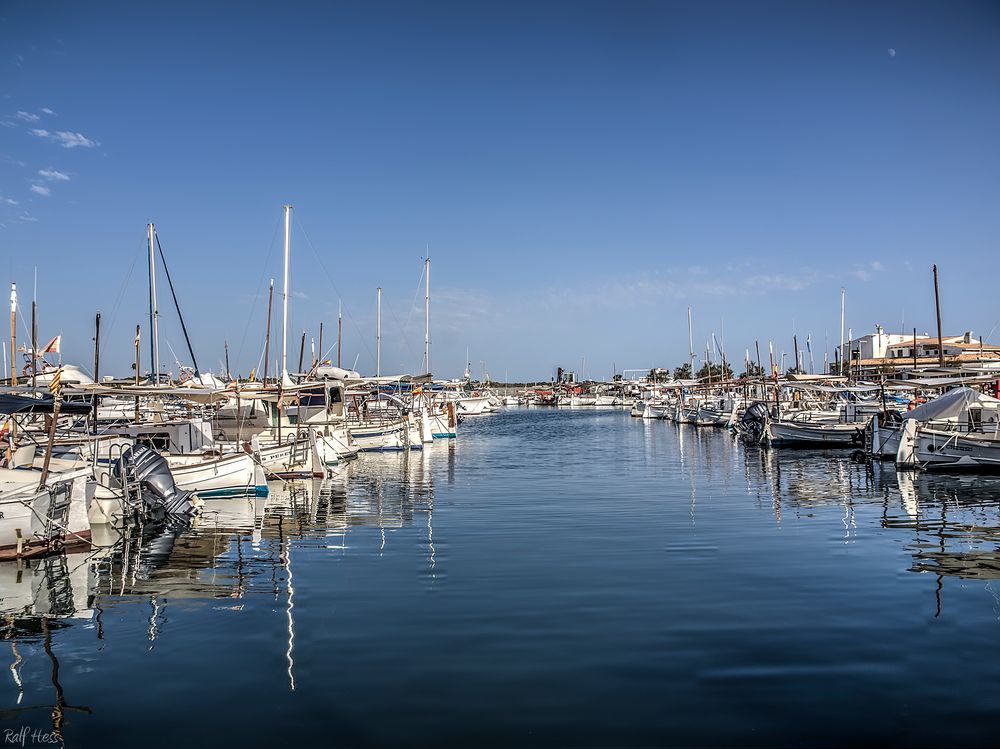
[768,421,862,447]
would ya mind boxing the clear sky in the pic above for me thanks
[2,1,998,381]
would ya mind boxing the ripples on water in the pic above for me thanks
[3,409,1000,747]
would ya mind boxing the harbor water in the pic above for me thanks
[4,407,1000,746]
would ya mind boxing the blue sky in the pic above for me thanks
[1,1,998,381]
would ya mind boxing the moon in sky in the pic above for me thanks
[888,48,896,57]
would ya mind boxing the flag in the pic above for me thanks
[48,367,62,395]
[40,334,60,354]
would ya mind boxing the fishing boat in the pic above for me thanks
[894,387,1000,469]
[767,415,864,447]
[0,466,93,560]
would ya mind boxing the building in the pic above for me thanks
[838,326,1000,376]
[836,325,929,364]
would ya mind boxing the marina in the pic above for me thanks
[4,1,1000,745]
[2,225,1000,747]
[4,409,1000,746]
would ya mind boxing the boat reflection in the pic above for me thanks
[0,446,442,719]
[878,469,1000,580]
[0,551,96,742]
[743,445,1000,611]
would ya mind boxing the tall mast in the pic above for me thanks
[839,287,845,375]
[281,205,292,379]
[687,307,695,372]
[30,298,36,389]
[423,255,430,374]
[337,300,342,368]
[147,224,162,382]
[9,283,16,387]
[263,279,273,383]
[376,287,382,377]
[933,264,945,368]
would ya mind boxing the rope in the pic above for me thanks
[155,232,200,373]
[294,216,376,364]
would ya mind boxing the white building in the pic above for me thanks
[838,325,928,364]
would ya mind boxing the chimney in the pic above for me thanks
[965,331,973,344]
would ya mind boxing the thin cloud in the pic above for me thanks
[30,185,51,197]
[30,128,98,148]
[16,110,39,122]
[38,168,70,181]
[15,212,37,223]
[851,260,885,282]
[1,196,18,205]
[1,120,16,128]
[40,107,55,115]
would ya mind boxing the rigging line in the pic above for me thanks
[400,261,425,345]
[982,315,1000,345]
[99,248,140,360]
[293,215,375,362]
[155,232,200,374]
[234,212,282,374]
[385,299,421,372]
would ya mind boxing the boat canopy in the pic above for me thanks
[0,393,92,416]
[904,387,1000,422]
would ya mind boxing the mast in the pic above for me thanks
[687,307,695,373]
[281,205,292,379]
[376,287,382,377]
[31,297,36,389]
[337,301,342,368]
[263,279,273,383]
[839,287,845,376]
[933,264,945,367]
[9,283,15,387]
[148,223,160,383]
[423,255,430,374]
[92,312,101,426]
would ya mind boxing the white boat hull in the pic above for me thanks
[349,419,410,451]
[0,469,92,559]
[166,452,266,497]
[768,420,862,447]
[914,428,1000,470]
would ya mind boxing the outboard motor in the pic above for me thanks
[738,401,771,446]
[112,443,198,519]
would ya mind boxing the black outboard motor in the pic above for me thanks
[112,443,198,519]
[738,401,771,446]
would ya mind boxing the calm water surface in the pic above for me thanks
[4,408,1000,747]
